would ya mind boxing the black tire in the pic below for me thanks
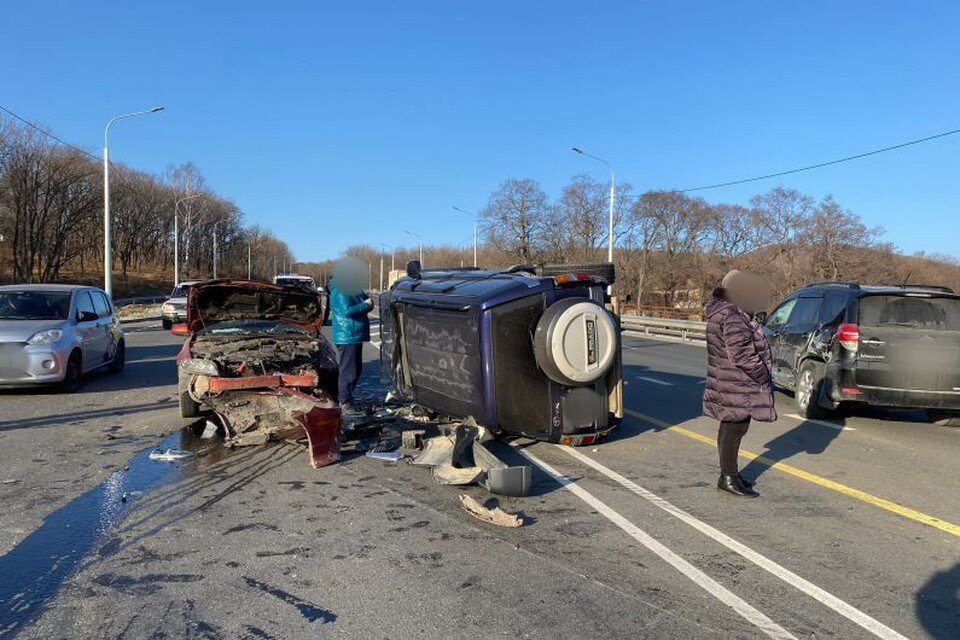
[108,339,125,373]
[178,376,201,419]
[162,318,173,330]
[537,262,616,286]
[927,411,960,427]
[795,360,830,419]
[60,351,83,393]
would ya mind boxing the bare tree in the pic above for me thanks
[480,178,551,263]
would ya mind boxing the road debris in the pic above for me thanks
[148,448,194,462]
[459,494,524,527]
[201,420,219,439]
[433,463,483,485]
[365,450,404,462]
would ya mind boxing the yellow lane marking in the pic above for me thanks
[625,408,960,539]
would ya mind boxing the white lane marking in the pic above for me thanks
[560,446,907,640]
[511,444,797,639]
[784,414,856,432]
[125,356,175,365]
[636,376,673,386]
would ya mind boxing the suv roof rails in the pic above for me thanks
[803,281,861,289]
[875,284,955,293]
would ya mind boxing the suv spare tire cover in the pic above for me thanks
[534,298,618,385]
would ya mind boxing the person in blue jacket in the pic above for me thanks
[328,258,373,415]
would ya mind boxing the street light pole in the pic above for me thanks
[103,106,164,297]
[247,242,252,279]
[452,206,478,267]
[404,229,423,265]
[378,243,389,291]
[572,147,615,265]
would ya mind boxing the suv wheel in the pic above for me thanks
[795,361,830,419]
[927,411,960,427]
[162,318,173,330]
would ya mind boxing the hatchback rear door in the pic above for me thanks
[856,293,960,392]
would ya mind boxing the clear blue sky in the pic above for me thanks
[4,1,958,261]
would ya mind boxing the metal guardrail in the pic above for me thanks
[620,314,707,342]
[114,295,167,306]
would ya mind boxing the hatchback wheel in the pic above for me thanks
[61,352,83,393]
[178,375,202,419]
[795,361,829,419]
[108,340,126,373]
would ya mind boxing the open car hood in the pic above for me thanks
[185,279,323,332]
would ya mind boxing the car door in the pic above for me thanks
[762,298,797,385]
[91,291,115,364]
[74,291,106,371]
[779,295,824,387]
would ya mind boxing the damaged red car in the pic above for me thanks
[172,279,341,467]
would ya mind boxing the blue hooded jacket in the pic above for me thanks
[328,282,372,345]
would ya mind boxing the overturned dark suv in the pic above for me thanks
[762,282,960,423]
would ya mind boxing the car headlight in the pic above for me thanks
[162,302,176,313]
[27,329,63,346]
[180,358,219,376]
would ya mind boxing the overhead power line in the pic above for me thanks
[0,104,99,161]
[677,127,960,193]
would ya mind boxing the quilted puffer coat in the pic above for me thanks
[702,288,777,422]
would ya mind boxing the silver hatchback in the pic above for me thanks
[0,284,126,391]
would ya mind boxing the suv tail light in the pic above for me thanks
[836,323,860,352]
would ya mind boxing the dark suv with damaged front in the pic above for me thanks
[173,280,341,466]
[763,282,960,423]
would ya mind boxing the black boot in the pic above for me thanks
[738,474,754,488]
[718,473,759,497]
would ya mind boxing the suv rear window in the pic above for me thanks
[859,295,960,331]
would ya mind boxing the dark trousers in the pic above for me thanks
[718,419,751,475]
[336,343,363,406]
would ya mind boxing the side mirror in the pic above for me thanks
[171,323,191,336]
[77,310,99,323]
[406,260,422,280]
[754,311,768,325]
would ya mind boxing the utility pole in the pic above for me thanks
[247,243,252,279]
[452,206,478,267]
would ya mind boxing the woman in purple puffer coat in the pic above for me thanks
[703,270,775,497]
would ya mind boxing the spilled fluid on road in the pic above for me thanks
[0,425,231,637]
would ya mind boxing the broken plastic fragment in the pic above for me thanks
[148,448,194,462]
[365,450,404,462]
[458,494,524,527]
[201,420,219,439]
[432,463,483,485]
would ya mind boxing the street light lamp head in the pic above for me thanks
[149,106,165,113]
[572,147,584,154]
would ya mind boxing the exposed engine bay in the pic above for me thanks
[175,280,342,468]
[190,333,337,381]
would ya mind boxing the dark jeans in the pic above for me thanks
[336,343,363,406]
[718,419,751,476]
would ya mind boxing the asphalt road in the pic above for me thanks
[0,321,957,639]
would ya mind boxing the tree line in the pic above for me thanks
[323,176,960,315]
[0,117,293,293]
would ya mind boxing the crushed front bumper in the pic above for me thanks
[189,373,341,467]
